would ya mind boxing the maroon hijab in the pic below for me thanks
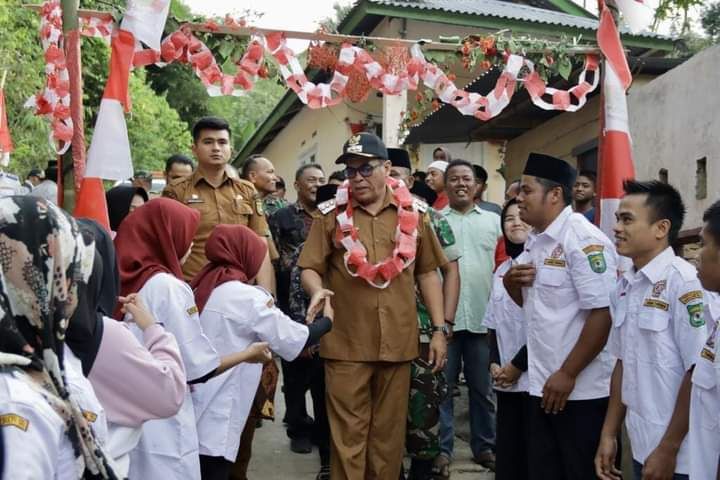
[114,198,201,302]
[190,224,268,313]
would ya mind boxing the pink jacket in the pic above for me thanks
[88,318,187,427]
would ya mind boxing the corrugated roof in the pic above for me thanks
[368,0,666,39]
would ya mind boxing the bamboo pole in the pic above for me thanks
[0,70,7,90]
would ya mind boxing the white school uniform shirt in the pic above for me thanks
[0,370,79,479]
[192,281,309,461]
[519,206,617,400]
[128,272,220,480]
[64,346,108,447]
[608,247,706,474]
[689,291,720,479]
[483,258,528,393]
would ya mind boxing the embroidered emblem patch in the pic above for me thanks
[651,280,667,298]
[0,414,29,431]
[551,245,564,258]
[688,302,705,327]
[543,258,567,267]
[255,199,264,215]
[643,298,670,311]
[186,305,199,316]
[582,244,606,273]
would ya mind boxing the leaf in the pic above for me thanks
[558,56,572,80]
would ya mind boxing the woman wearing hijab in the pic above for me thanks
[106,185,149,233]
[190,224,334,480]
[483,198,531,479]
[0,195,119,479]
[65,219,187,477]
[114,198,271,480]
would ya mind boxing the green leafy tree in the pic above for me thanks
[702,1,720,43]
[653,0,704,35]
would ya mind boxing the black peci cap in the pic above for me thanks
[388,148,411,170]
[335,132,389,164]
[522,153,577,190]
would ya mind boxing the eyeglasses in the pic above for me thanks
[344,161,382,179]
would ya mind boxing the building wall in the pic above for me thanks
[628,44,720,230]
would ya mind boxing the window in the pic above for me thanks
[696,158,707,200]
[572,139,598,173]
[659,168,668,183]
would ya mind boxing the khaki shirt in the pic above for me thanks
[163,170,270,280]
[298,187,447,362]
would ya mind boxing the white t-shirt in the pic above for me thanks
[192,281,309,461]
[609,248,706,473]
[0,370,79,479]
[519,206,617,400]
[483,259,528,393]
[128,272,220,480]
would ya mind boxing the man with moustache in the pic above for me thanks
[298,133,448,479]
[437,159,501,473]
[503,153,617,479]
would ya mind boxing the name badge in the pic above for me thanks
[543,258,566,267]
[643,298,669,311]
[187,194,204,204]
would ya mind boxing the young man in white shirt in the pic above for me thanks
[504,153,617,479]
[689,200,720,480]
[595,180,705,480]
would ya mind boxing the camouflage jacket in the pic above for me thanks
[263,195,289,219]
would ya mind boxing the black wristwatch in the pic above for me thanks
[431,325,449,336]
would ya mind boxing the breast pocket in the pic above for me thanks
[537,266,571,307]
[638,310,677,365]
[232,198,254,220]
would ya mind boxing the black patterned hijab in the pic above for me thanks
[0,196,119,479]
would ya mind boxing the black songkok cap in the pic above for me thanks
[522,153,577,190]
[388,148,411,170]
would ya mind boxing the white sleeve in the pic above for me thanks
[567,233,618,310]
[144,277,220,381]
[671,280,708,371]
[1,403,68,480]
[250,293,309,361]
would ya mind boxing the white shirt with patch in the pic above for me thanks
[191,281,309,461]
[689,290,720,479]
[0,370,79,479]
[518,206,617,400]
[128,273,220,480]
[484,258,528,393]
[64,346,108,447]
[609,247,706,473]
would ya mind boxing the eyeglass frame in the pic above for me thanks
[343,159,385,179]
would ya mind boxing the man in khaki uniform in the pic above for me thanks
[299,132,449,479]
[162,116,273,286]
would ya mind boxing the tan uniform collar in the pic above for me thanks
[191,169,232,188]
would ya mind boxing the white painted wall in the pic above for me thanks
[627,45,720,229]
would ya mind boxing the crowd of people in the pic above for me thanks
[0,114,719,480]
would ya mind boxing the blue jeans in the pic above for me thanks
[438,331,496,458]
[632,460,688,480]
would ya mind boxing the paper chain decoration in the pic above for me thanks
[29,6,600,152]
[26,1,115,153]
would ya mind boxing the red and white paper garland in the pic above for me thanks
[334,177,418,289]
[29,3,601,153]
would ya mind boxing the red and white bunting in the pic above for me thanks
[0,87,13,167]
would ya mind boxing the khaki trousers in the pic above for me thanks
[325,360,411,480]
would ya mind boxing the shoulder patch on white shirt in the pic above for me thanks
[679,290,703,305]
[82,410,98,423]
[187,305,199,316]
[581,244,607,273]
[0,413,29,431]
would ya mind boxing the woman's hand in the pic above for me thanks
[118,294,156,331]
[244,342,272,364]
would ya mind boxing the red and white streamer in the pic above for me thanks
[25,0,73,154]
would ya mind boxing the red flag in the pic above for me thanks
[0,87,13,167]
[596,1,635,238]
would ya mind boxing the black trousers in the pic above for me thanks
[199,454,232,480]
[527,395,608,480]
[281,354,330,464]
[495,390,530,480]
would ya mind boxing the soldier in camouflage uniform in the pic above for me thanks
[263,192,288,218]
[388,148,461,480]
